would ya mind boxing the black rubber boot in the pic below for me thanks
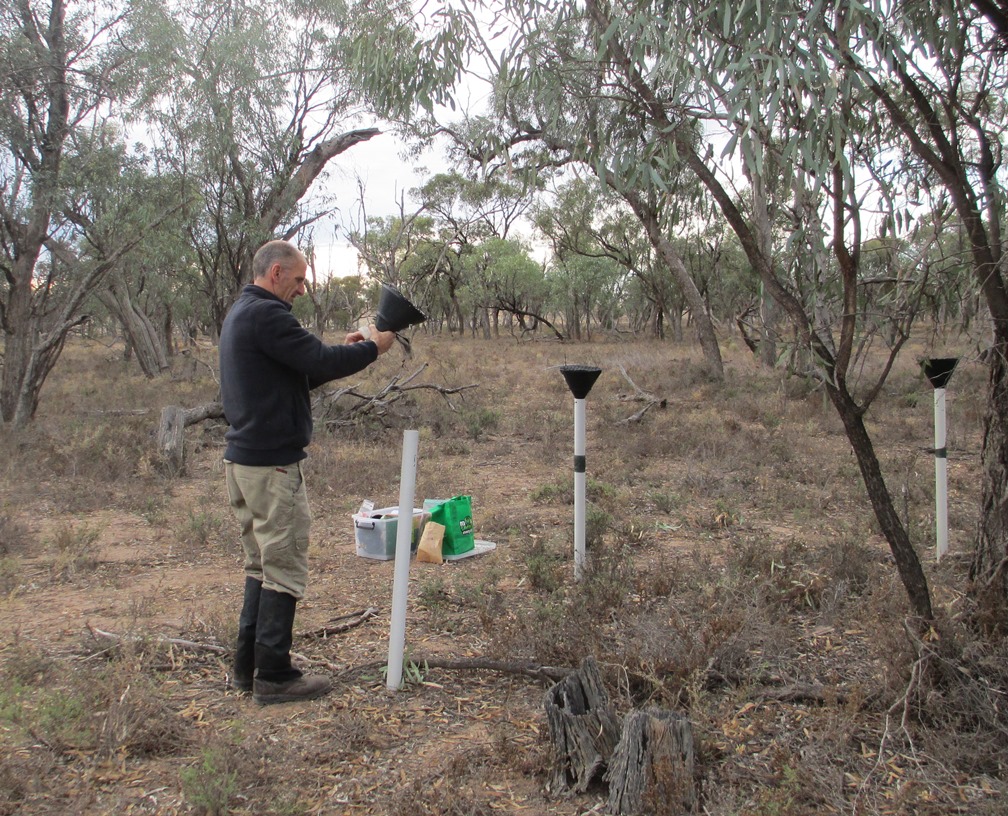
[252,588,331,705]
[231,576,261,692]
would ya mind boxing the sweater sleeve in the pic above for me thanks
[256,302,379,388]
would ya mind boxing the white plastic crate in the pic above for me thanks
[353,506,428,560]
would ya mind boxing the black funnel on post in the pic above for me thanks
[375,284,426,333]
[559,364,602,582]
[922,356,959,561]
[922,357,959,390]
[560,365,602,399]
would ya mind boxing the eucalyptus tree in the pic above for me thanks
[302,243,368,338]
[414,171,542,333]
[430,17,726,371]
[427,0,954,617]
[651,0,1008,607]
[820,4,1008,597]
[0,0,170,427]
[131,0,385,335]
[534,177,693,339]
[580,0,946,618]
[462,235,556,337]
[349,211,463,330]
[84,157,197,377]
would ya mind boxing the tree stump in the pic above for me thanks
[605,708,696,816]
[543,656,621,794]
[156,402,224,475]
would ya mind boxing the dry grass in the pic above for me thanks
[0,332,1004,815]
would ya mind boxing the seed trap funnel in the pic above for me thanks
[560,365,602,399]
[921,357,960,561]
[559,365,602,580]
[375,284,427,333]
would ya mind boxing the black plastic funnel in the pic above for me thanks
[922,357,959,390]
[375,284,426,333]
[560,365,602,399]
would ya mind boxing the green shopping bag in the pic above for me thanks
[427,495,475,556]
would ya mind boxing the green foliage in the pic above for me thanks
[341,2,470,117]
[649,489,681,514]
[0,681,27,725]
[382,649,428,689]
[180,746,240,814]
[524,538,564,593]
[461,406,500,441]
[37,691,93,751]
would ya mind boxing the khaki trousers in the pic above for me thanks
[225,461,311,599]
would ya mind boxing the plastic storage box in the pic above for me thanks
[353,506,428,560]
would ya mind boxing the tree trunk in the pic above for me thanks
[749,150,778,368]
[830,386,933,619]
[605,708,696,816]
[1,262,35,426]
[99,285,170,379]
[620,189,724,380]
[759,282,778,367]
[543,656,621,795]
[972,336,1008,617]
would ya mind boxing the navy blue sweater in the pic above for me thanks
[219,285,378,466]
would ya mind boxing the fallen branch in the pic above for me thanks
[616,364,666,424]
[86,624,228,655]
[416,655,571,684]
[333,655,574,685]
[315,362,480,427]
[87,624,341,674]
[302,607,378,639]
[751,682,851,706]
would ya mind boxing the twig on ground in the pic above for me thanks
[85,624,228,655]
[302,607,378,639]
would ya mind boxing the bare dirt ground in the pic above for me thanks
[0,334,1005,815]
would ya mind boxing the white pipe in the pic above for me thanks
[934,388,949,561]
[386,429,419,691]
[574,397,587,581]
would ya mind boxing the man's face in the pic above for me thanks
[272,257,308,304]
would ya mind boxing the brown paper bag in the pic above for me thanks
[417,521,445,564]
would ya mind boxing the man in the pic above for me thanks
[219,239,395,705]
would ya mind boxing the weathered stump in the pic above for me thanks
[543,656,621,794]
[605,708,696,816]
[156,402,224,475]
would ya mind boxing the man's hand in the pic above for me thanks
[368,327,396,354]
[345,326,396,354]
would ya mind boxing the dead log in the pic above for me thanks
[156,401,224,475]
[544,655,621,795]
[616,365,666,424]
[605,708,696,816]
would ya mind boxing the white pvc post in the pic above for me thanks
[573,397,587,581]
[386,429,419,691]
[934,388,949,561]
